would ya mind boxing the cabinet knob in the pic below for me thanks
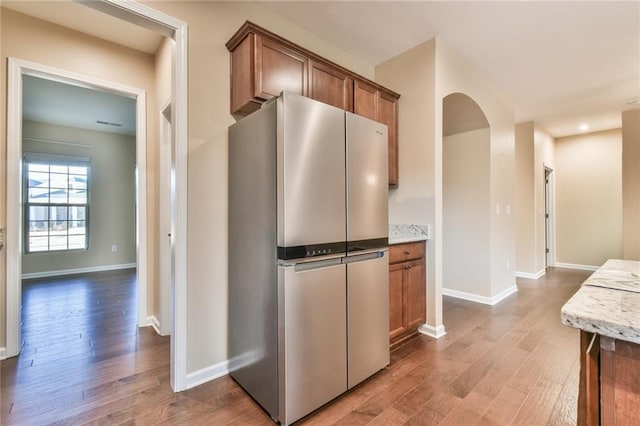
[404,264,412,270]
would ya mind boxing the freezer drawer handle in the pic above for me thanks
[294,257,343,272]
[342,251,386,264]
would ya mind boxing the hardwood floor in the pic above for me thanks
[1,267,589,425]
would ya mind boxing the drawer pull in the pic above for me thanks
[404,251,410,255]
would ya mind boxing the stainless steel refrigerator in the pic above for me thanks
[228,92,389,425]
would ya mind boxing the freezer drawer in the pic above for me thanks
[345,251,390,388]
[278,260,347,425]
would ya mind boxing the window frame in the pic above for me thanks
[23,153,91,254]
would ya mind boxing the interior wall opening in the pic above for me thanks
[442,92,491,302]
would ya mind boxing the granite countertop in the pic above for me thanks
[389,224,430,245]
[561,259,640,344]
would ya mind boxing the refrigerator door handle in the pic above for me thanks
[294,257,343,272]
[342,250,387,264]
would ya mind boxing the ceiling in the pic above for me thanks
[260,1,640,137]
[4,1,639,138]
[23,75,137,136]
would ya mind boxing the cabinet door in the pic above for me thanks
[255,35,307,101]
[353,79,377,120]
[377,91,399,186]
[405,259,426,330]
[308,59,353,111]
[389,263,405,340]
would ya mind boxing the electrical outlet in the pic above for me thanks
[506,205,511,215]
[496,204,500,215]
[506,259,510,270]
[111,245,117,252]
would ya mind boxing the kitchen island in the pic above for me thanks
[561,259,640,425]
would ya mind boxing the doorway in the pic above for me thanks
[7,59,148,356]
[5,0,189,391]
[544,166,555,268]
[21,75,138,279]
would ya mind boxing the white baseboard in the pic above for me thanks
[22,263,136,280]
[186,360,230,390]
[0,347,6,360]
[418,323,446,339]
[515,269,546,279]
[554,262,599,272]
[147,315,161,335]
[443,285,518,306]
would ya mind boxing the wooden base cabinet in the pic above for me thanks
[579,330,640,425]
[389,242,426,346]
[226,21,400,187]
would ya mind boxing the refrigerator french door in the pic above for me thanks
[345,111,389,389]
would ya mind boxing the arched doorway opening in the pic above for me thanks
[442,93,492,301]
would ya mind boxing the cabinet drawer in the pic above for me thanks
[389,242,425,264]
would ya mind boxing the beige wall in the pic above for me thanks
[0,8,157,351]
[435,41,516,299]
[515,122,536,273]
[22,121,136,274]
[376,39,515,330]
[443,128,491,296]
[622,108,640,260]
[555,129,623,267]
[376,40,438,323]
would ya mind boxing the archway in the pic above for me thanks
[442,93,492,302]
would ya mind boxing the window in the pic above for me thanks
[24,154,90,253]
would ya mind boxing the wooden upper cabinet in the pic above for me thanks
[354,80,399,186]
[353,79,377,121]
[228,32,307,115]
[255,35,307,102]
[227,21,401,186]
[308,59,353,111]
[377,90,399,187]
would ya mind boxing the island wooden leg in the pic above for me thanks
[579,330,600,426]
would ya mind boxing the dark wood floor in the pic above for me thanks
[0,267,590,425]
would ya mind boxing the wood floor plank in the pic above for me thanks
[511,376,564,425]
[476,384,528,425]
[548,356,580,426]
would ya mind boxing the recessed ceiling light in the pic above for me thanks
[579,123,589,132]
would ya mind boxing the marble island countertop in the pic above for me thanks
[389,224,430,245]
[561,259,640,344]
